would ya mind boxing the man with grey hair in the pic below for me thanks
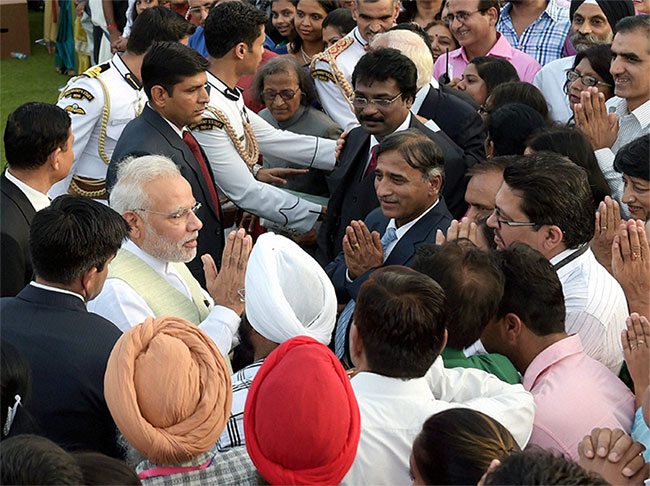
[326,128,453,366]
[88,155,252,358]
[371,29,485,168]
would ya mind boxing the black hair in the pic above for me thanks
[126,6,196,55]
[354,266,448,379]
[72,452,141,485]
[485,447,609,485]
[486,103,547,156]
[564,44,614,95]
[30,195,130,285]
[486,81,549,122]
[413,240,505,349]
[289,0,339,54]
[614,134,650,181]
[503,153,596,248]
[527,127,611,209]
[615,13,650,36]
[352,47,418,101]
[142,41,209,100]
[495,243,566,336]
[413,408,520,485]
[1,341,38,439]
[322,7,356,34]
[376,128,444,181]
[252,55,317,106]
[1,435,84,484]
[470,56,520,96]
[205,1,268,59]
[4,102,70,170]
[397,0,445,23]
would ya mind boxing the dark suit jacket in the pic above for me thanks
[1,285,122,457]
[316,116,466,265]
[107,105,224,286]
[325,199,453,303]
[417,85,486,170]
[1,172,36,297]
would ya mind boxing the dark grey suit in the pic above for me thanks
[1,172,36,297]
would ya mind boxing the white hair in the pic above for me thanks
[110,154,181,215]
[371,30,434,90]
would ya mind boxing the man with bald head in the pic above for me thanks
[534,0,635,123]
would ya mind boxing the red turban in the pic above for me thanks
[244,336,361,485]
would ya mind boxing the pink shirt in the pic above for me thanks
[433,32,542,83]
[523,335,634,461]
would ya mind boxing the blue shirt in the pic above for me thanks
[189,26,275,58]
[497,0,570,66]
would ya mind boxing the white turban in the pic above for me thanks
[245,233,337,345]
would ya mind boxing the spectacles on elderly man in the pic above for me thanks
[566,69,613,88]
[134,201,202,221]
[262,89,300,103]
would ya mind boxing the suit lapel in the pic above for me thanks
[143,107,219,219]
[1,172,37,224]
[384,200,448,266]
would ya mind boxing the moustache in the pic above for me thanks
[379,197,398,204]
[570,32,606,50]
[359,114,385,123]
[182,232,199,245]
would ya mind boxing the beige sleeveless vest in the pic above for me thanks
[108,249,211,324]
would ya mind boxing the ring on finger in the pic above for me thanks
[638,339,646,345]
[631,252,640,261]
[631,343,638,350]
[352,243,360,250]
[601,226,607,231]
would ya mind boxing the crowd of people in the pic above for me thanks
[1,0,650,484]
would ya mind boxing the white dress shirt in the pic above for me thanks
[5,170,51,212]
[87,239,240,357]
[595,97,650,210]
[342,358,534,485]
[30,281,85,302]
[551,246,628,374]
[411,82,443,132]
[533,55,575,124]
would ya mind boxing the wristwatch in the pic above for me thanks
[252,163,262,178]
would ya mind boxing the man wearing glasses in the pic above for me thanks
[316,47,465,265]
[433,0,541,83]
[485,153,628,374]
[90,154,252,360]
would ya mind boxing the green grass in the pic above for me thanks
[1,10,72,167]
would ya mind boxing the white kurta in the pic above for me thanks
[87,240,240,357]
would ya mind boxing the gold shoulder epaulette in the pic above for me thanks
[81,62,111,79]
[189,117,225,131]
[309,35,353,72]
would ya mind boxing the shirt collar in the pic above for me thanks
[390,198,440,237]
[369,112,412,151]
[457,32,513,62]
[123,239,173,275]
[30,281,85,302]
[153,103,185,138]
[352,27,368,48]
[206,71,241,101]
[112,52,142,91]
[412,83,431,114]
[5,169,51,212]
[501,1,560,22]
[548,245,591,277]
[629,98,650,129]
[522,335,582,391]
[351,371,431,397]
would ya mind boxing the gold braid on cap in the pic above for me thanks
[310,36,354,109]
[205,106,259,170]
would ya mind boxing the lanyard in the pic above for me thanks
[552,244,589,271]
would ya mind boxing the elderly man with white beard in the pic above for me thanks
[88,155,252,357]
